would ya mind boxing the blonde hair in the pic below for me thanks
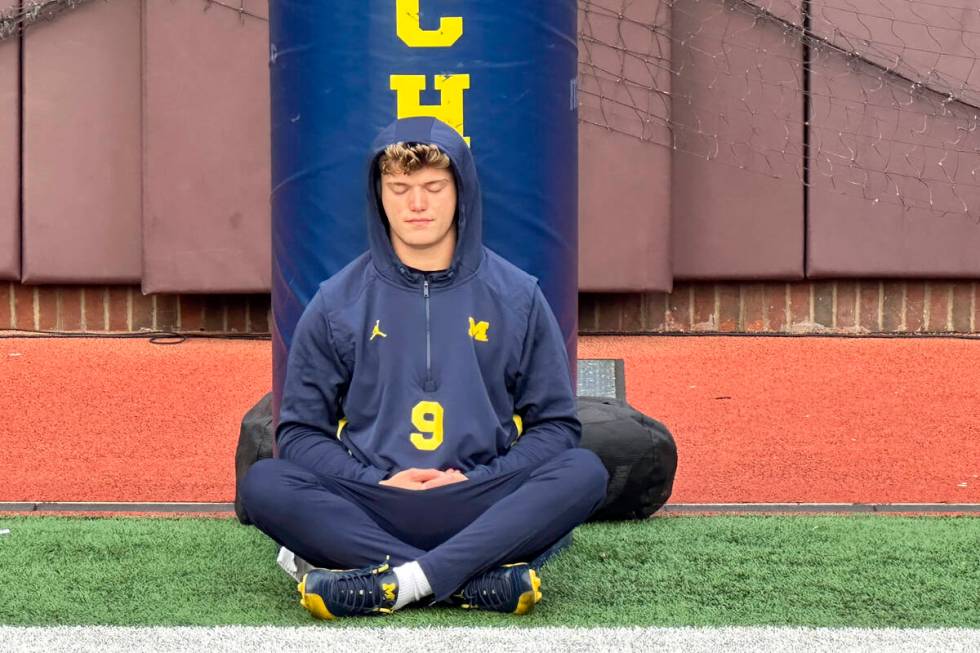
[378,142,451,176]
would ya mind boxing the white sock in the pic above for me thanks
[392,561,433,610]
[276,547,313,583]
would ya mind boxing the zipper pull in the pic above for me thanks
[423,278,429,298]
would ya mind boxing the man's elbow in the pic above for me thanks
[534,418,580,449]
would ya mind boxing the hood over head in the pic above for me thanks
[367,117,483,288]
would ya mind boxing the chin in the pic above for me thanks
[412,239,442,249]
[395,236,434,249]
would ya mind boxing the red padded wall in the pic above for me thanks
[21,0,141,283]
[670,0,805,281]
[0,1,20,281]
[578,0,672,292]
[141,0,270,294]
[807,0,980,277]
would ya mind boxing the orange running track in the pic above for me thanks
[0,335,977,504]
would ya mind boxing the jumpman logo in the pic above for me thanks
[370,320,387,341]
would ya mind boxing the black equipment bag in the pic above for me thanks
[234,393,677,524]
[577,396,677,521]
[233,393,274,524]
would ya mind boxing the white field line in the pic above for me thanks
[1,626,979,653]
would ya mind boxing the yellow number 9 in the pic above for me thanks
[410,401,444,451]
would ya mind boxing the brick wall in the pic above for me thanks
[0,284,270,334]
[581,281,979,334]
[3,280,978,335]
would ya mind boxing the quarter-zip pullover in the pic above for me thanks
[276,117,580,484]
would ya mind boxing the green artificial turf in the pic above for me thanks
[0,515,977,627]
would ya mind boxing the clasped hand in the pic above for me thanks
[379,467,468,490]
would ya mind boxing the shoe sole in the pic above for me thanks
[513,569,542,615]
[297,573,336,620]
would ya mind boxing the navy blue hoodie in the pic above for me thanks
[277,116,580,484]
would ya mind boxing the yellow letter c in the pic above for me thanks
[397,0,462,48]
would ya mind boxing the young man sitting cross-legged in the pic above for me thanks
[241,116,608,619]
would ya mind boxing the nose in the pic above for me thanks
[409,187,427,212]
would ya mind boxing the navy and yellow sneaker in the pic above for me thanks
[451,562,542,615]
[297,561,399,619]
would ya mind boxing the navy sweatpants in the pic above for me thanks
[240,447,608,601]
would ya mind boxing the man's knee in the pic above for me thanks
[557,447,609,505]
[240,457,293,519]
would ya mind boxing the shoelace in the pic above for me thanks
[459,569,520,610]
[330,569,386,613]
